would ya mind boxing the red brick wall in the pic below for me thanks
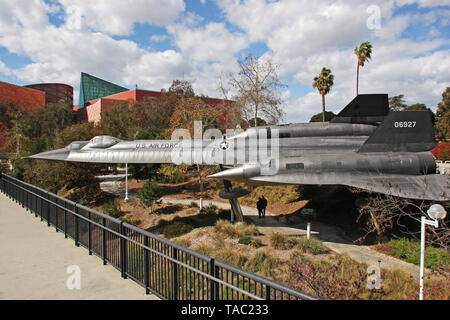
[0,81,45,109]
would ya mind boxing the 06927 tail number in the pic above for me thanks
[394,121,416,128]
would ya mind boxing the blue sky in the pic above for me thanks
[0,0,449,123]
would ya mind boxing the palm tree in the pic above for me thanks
[313,67,334,122]
[354,41,373,95]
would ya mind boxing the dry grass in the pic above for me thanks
[214,220,259,238]
[97,193,450,300]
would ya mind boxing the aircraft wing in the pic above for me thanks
[249,172,450,201]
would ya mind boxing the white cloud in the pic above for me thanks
[167,21,248,64]
[0,0,189,102]
[215,0,449,123]
[0,0,448,122]
[57,0,186,36]
[123,50,189,90]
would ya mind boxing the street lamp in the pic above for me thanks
[419,204,447,300]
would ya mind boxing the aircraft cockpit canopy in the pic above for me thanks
[67,141,88,150]
[85,136,121,149]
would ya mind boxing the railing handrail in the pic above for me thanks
[0,173,317,300]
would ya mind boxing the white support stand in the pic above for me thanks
[125,163,129,202]
[307,222,311,240]
[419,216,439,300]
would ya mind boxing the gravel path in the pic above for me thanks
[99,172,422,279]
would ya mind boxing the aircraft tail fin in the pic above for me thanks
[358,110,437,153]
[331,94,389,124]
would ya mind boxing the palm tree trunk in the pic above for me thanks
[356,63,359,96]
[322,94,325,122]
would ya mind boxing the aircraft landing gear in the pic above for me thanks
[218,166,249,222]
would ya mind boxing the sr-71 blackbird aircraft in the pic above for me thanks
[31,94,450,220]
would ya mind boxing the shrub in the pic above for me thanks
[295,237,330,255]
[120,214,140,226]
[214,220,259,238]
[101,199,122,218]
[270,232,298,250]
[239,236,252,245]
[218,209,231,220]
[213,247,248,268]
[138,180,163,213]
[157,164,186,183]
[287,254,367,300]
[389,237,450,270]
[244,251,280,277]
[251,238,264,248]
[200,204,217,215]
[188,201,199,208]
[163,221,195,239]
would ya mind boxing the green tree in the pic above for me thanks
[100,101,141,140]
[436,87,450,140]
[388,95,407,111]
[24,122,105,204]
[101,99,173,140]
[354,41,373,95]
[246,117,267,127]
[313,68,334,122]
[138,180,163,213]
[168,79,195,97]
[310,111,336,122]
[0,100,27,151]
[405,103,427,111]
[4,102,73,174]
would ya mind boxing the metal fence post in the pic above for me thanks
[55,197,59,233]
[120,222,127,279]
[46,192,51,227]
[144,236,150,295]
[74,204,79,247]
[172,247,178,300]
[266,285,271,300]
[209,258,219,300]
[102,217,107,265]
[64,201,68,238]
[88,211,92,255]
[33,188,37,217]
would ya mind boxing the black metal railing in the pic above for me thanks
[0,173,317,300]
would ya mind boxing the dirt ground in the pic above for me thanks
[122,178,308,216]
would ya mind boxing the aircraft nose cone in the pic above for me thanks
[28,148,70,161]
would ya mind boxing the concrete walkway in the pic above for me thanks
[0,193,158,300]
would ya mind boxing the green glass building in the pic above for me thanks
[78,72,128,108]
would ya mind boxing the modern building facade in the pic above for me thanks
[25,83,73,105]
[74,73,234,128]
[78,72,128,108]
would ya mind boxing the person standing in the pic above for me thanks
[257,197,263,218]
[261,196,268,217]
